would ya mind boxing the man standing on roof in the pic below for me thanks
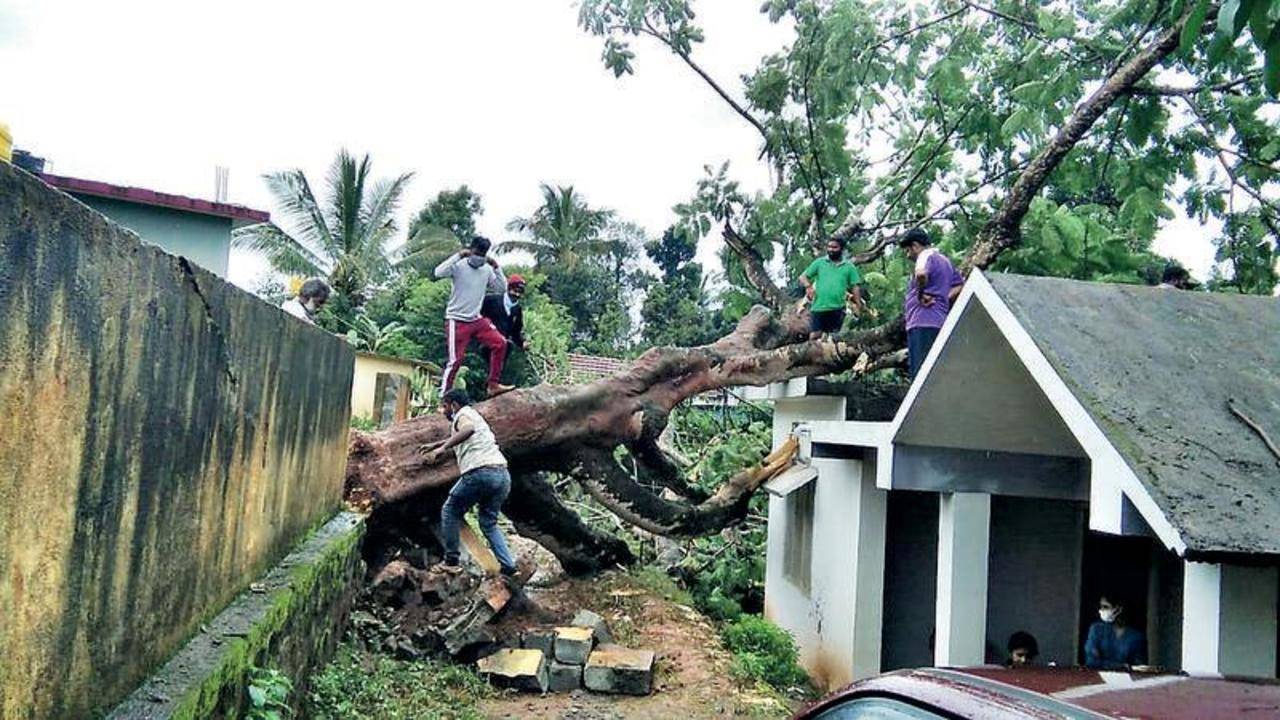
[900,228,964,379]
[799,237,866,341]
[435,236,514,398]
[482,274,528,352]
[1158,264,1199,290]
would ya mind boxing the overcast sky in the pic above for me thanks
[2,0,1218,290]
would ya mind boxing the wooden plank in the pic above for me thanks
[458,521,500,575]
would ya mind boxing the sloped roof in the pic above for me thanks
[567,352,630,381]
[986,273,1280,557]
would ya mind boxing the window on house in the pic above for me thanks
[783,479,815,594]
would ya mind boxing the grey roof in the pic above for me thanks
[986,273,1280,557]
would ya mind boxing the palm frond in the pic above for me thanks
[262,170,334,259]
[325,149,371,255]
[232,222,327,277]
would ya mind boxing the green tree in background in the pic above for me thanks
[503,184,616,268]
[234,150,413,319]
[398,185,484,273]
[504,184,642,355]
[581,0,1280,304]
[641,227,720,347]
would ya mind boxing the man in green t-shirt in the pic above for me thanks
[799,237,865,340]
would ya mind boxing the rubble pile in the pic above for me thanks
[355,536,656,697]
[477,610,656,696]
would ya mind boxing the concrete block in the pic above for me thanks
[554,626,595,664]
[583,645,655,696]
[476,648,548,693]
[571,609,613,644]
[521,629,556,656]
[547,660,583,692]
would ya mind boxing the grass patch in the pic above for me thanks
[306,643,492,720]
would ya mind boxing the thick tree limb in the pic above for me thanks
[963,4,1197,272]
[504,471,636,575]
[568,438,799,537]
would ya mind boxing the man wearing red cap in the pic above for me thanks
[482,274,527,353]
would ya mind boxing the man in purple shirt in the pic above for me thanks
[899,228,964,378]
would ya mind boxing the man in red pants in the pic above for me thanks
[434,236,515,397]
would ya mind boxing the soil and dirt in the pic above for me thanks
[337,526,799,719]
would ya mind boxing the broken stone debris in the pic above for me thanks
[571,609,613,644]
[521,628,556,656]
[477,648,549,693]
[547,659,584,692]
[554,625,595,664]
[583,644,656,696]
[478,609,655,695]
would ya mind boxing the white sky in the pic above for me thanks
[2,0,1219,290]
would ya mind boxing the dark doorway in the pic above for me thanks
[1078,531,1153,664]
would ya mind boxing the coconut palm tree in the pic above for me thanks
[234,149,412,306]
[503,184,615,269]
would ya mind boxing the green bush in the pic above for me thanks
[306,644,491,720]
[721,616,809,691]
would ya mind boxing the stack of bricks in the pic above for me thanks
[476,609,656,695]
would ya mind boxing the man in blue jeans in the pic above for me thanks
[419,389,517,577]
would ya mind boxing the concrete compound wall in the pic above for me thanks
[0,163,355,719]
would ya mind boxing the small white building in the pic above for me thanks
[752,270,1280,690]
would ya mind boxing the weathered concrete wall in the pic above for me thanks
[0,163,354,719]
[109,513,365,720]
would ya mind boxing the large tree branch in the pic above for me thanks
[567,438,798,537]
[638,20,770,148]
[963,4,1199,272]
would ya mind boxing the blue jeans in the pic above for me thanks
[907,326,941,378]
[440,465,516,573]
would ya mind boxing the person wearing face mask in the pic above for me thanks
[435,235,514,398]
[419,389,518,578]
[280,278,331,324]
[1084,593,1147,669]
[799,237,866,341]
[481,275,528,352]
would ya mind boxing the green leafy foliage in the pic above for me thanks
[583,0,1279,304]
[721,616,810,691]
[400,186,484,273]
[306,644,491,720]
[245,666,293,720]
[668,410,772,620]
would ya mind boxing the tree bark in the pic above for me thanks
[345,4,1202,574]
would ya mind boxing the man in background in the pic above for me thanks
[799,237,866,341]
[1158,264,1199,290]
[280,278,331,325]
[482,274,528,352]
[900,228,964,378]
[435,236,514,397]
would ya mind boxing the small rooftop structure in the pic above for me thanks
[39,171,268,278]
[41,173,268,226]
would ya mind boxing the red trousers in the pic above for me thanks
[441,317,507,392]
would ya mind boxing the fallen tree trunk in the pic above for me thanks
[345,4,1200,576]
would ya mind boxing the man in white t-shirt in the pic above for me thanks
[280,278,331,325]
[419,388,517,576]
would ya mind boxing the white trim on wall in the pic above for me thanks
[882,270,1186,556]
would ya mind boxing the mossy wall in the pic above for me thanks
[0,163,355,719]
